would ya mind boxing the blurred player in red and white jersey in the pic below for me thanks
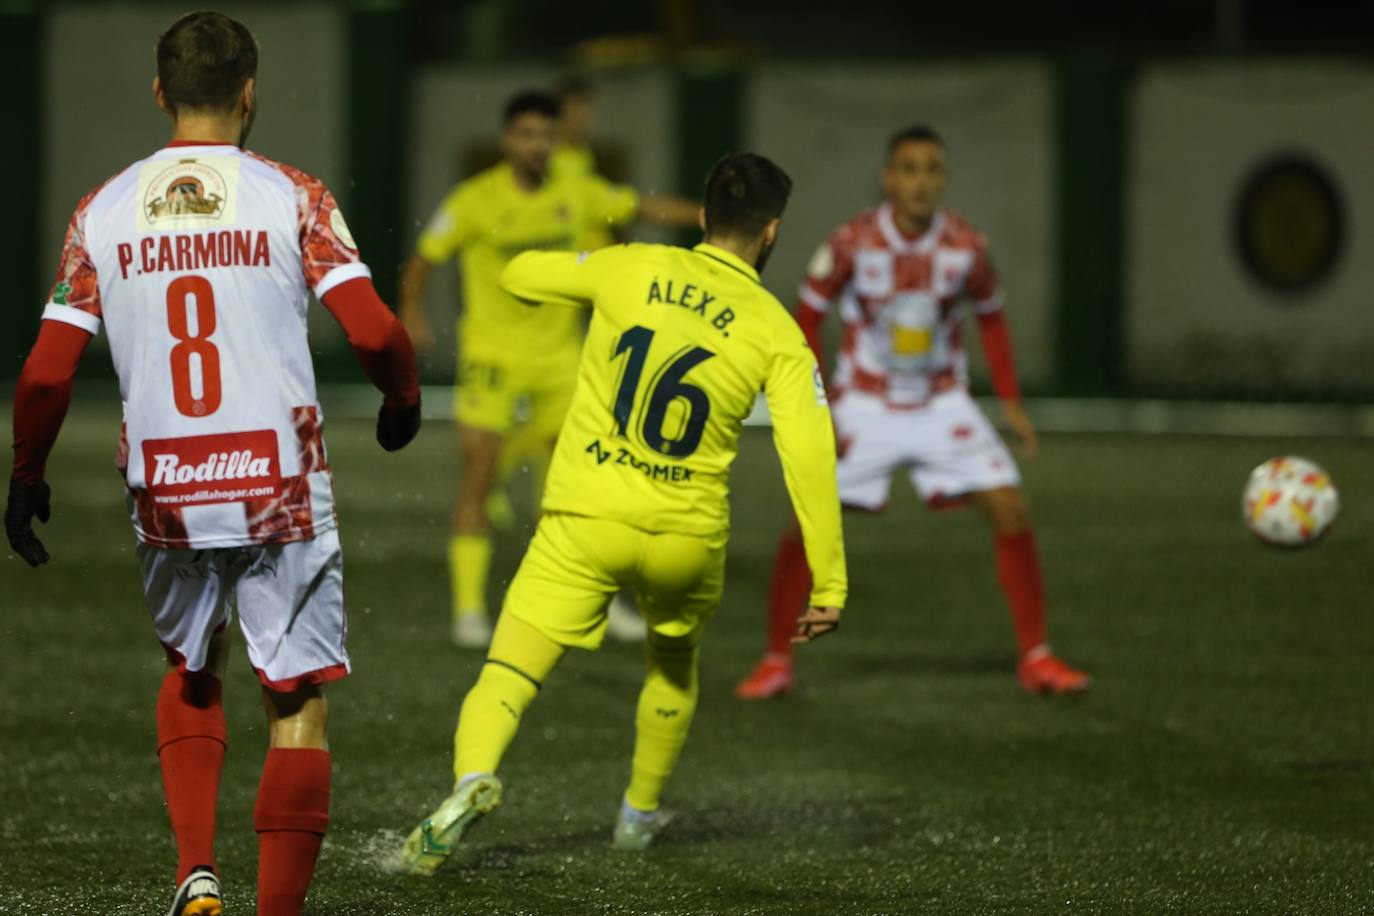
[4,13,420,916]
[736,125,1090,699]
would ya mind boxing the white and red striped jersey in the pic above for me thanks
[44,142,368,549]
[800,203,1001,408]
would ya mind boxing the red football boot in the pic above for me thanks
[734,654,795,700]
[1017,649,1092,695]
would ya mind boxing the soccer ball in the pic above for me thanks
[1242,456,1339,547]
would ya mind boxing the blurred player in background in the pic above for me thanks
[736,125,1091,699]
[551,76,598,182]
[480,75,601,538]
[399,90,698,648]
[400,153,846,870]
[3,12,420,916]
[551,73,647,640]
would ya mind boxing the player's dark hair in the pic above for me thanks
[888,125,946,156]
[703,153,793,239]
[155,11,258,114]
[555,75,594,99]
[503,90,561,125]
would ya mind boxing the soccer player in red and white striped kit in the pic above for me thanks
[4,13,420,916]
[735,125,1091,699]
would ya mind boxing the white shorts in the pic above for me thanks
[139,527,350,691]
[833,388,1020,510]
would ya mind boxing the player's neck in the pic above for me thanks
[510,165,547,194]
[702,234,763,270]
[169,115,242,147]
[890,207,934,240]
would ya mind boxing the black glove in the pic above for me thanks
[376,400,421,452]
[5,478,52,567]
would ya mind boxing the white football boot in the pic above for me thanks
[451,613,492,649]
[605,594,645,643]
[611,800,674,851]
[166,865,222,916]
[401,775,504,876]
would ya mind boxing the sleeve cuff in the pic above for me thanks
[313,262,372,300]
[808,588,846,609]
[798,284,831,312]
[42,303,101,334]
[973,296,1003,316]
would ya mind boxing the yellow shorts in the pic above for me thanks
[502,513,727,650]
[454,347,579,438]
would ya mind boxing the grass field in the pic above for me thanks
[2,404,1371,915]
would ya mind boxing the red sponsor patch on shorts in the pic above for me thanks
[142,430,281,507]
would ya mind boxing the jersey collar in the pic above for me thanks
[877,202,944,254]
[693,243,760,283]
[155,141,240,157]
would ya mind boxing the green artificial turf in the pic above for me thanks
[1,406,1370,914]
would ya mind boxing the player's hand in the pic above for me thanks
[5,478,52,567]
[400,307,435,352]
[1000,400,1038,460]
[791,605,841,645]
[377,399,422,452]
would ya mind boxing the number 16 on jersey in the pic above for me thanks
[610,325,714,459]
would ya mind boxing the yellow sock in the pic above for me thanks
[449,534,492,620]
[453,613,565,781]
[625,634,700,812]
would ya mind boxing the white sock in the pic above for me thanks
[619,798,656,824]
[457,772,491,790]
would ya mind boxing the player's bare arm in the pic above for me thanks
[637,193,702,228]
[1000,399,1038,459]
[398,253,437,350]
[975,307,1035,459]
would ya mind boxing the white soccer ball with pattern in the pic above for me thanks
[1242,456,1338,547]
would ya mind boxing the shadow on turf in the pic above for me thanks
[827,649,1016,679]
[438,797,907,876]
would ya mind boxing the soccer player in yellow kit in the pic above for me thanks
[400,153,847,869]
[399,90,698,648]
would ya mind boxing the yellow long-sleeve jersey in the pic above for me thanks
[416,161,639,358]
[501,242,847,609]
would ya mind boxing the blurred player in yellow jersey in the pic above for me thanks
[550,77,597,187]
[398,90,698,648]
[400,153,847,868]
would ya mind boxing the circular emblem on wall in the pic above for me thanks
[1234,154,1344,295]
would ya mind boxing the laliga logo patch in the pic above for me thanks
[813,365,828,405]
[330,207,357,250]
[807,242,834,280]
[138,157,239,231]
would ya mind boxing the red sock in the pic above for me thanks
[766,522,812,658]
[995,530,1048,657]
[156,669,227,886]
[254,748,331,916]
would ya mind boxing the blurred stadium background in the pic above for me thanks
[2,3,1372,914]
[5,0,1374,423]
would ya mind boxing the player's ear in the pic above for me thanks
[152,78,173,117]
[241,78,256,116]
[762,218,780,248]
[697,207,707,233]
